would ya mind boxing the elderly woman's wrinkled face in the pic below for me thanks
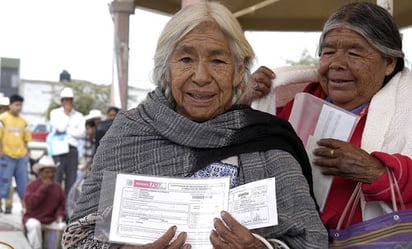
[168,22,244,122]
[318,28,396,110]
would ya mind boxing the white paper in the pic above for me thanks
[228,177,277,229]
[313,104,358,141]
[109,174,277,249]
[289,93,360,211]
[289,93,360,147]
[306,135,333,212]
[109,174,230,248]
[311,104,359,211]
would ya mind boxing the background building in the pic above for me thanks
[0,56,152,126]
[19,78,151,126]
[0,57,20,96]
[20,79,59,124]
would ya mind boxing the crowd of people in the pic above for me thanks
[0,1,410,249]
[0,86,119,249]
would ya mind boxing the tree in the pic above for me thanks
[285,49,318,66]
[46,81,110,119]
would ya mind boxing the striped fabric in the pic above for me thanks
[329,209,412,248]
[63,87,328,248]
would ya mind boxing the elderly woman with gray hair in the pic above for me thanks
[253,1,412,234]
[61,1,327,249]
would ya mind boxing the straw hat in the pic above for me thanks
[85,109,102,121]
[33,156,58,174]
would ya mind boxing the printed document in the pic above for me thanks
[289,93,360,211]
[109,174,277,248]
[228,177,277,230]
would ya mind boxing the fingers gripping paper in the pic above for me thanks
[289,93,360,211]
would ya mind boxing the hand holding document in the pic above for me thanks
[229,178,277,230]
[288,93,360,211]
[108,174,277,249]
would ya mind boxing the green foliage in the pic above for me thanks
[46,81,110,120]
[285,49,319,66]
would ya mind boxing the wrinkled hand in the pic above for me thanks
[312,138,385,183]
[210,211,267,249]
[242,66,275,104]
[120,226,190,249]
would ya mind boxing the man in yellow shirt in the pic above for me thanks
[0,94,32,213]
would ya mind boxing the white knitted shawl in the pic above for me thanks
[362,67,412,156]
[253,66,412,156]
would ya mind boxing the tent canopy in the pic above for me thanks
[133,0,412,31]
[111,0,411,109]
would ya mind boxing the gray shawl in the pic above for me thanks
[63,88,327,249]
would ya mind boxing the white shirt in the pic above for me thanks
[50,107,85,147]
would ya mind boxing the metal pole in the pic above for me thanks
[109,0,135,110]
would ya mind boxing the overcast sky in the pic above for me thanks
[1,0,411,91]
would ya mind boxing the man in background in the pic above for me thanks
[65,116,97,219]
[0,94,31,214]
[49,87,85,196]
[24,155,66,249]
[95,106,120,147]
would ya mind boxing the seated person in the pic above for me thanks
[23,155,66,249]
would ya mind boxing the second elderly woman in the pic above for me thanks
[253,1,412,236]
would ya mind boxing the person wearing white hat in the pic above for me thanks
[23,155,66,249]
[49,87,85,196]
[0,94,9,114]
[85,109,102,127]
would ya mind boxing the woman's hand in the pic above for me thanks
[251,66,274,97]
[241,66,275,104]
[210,211,268,249]
[312,138,386,183]
[120,226,191,249]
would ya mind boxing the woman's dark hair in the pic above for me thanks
[318,2,404,85]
